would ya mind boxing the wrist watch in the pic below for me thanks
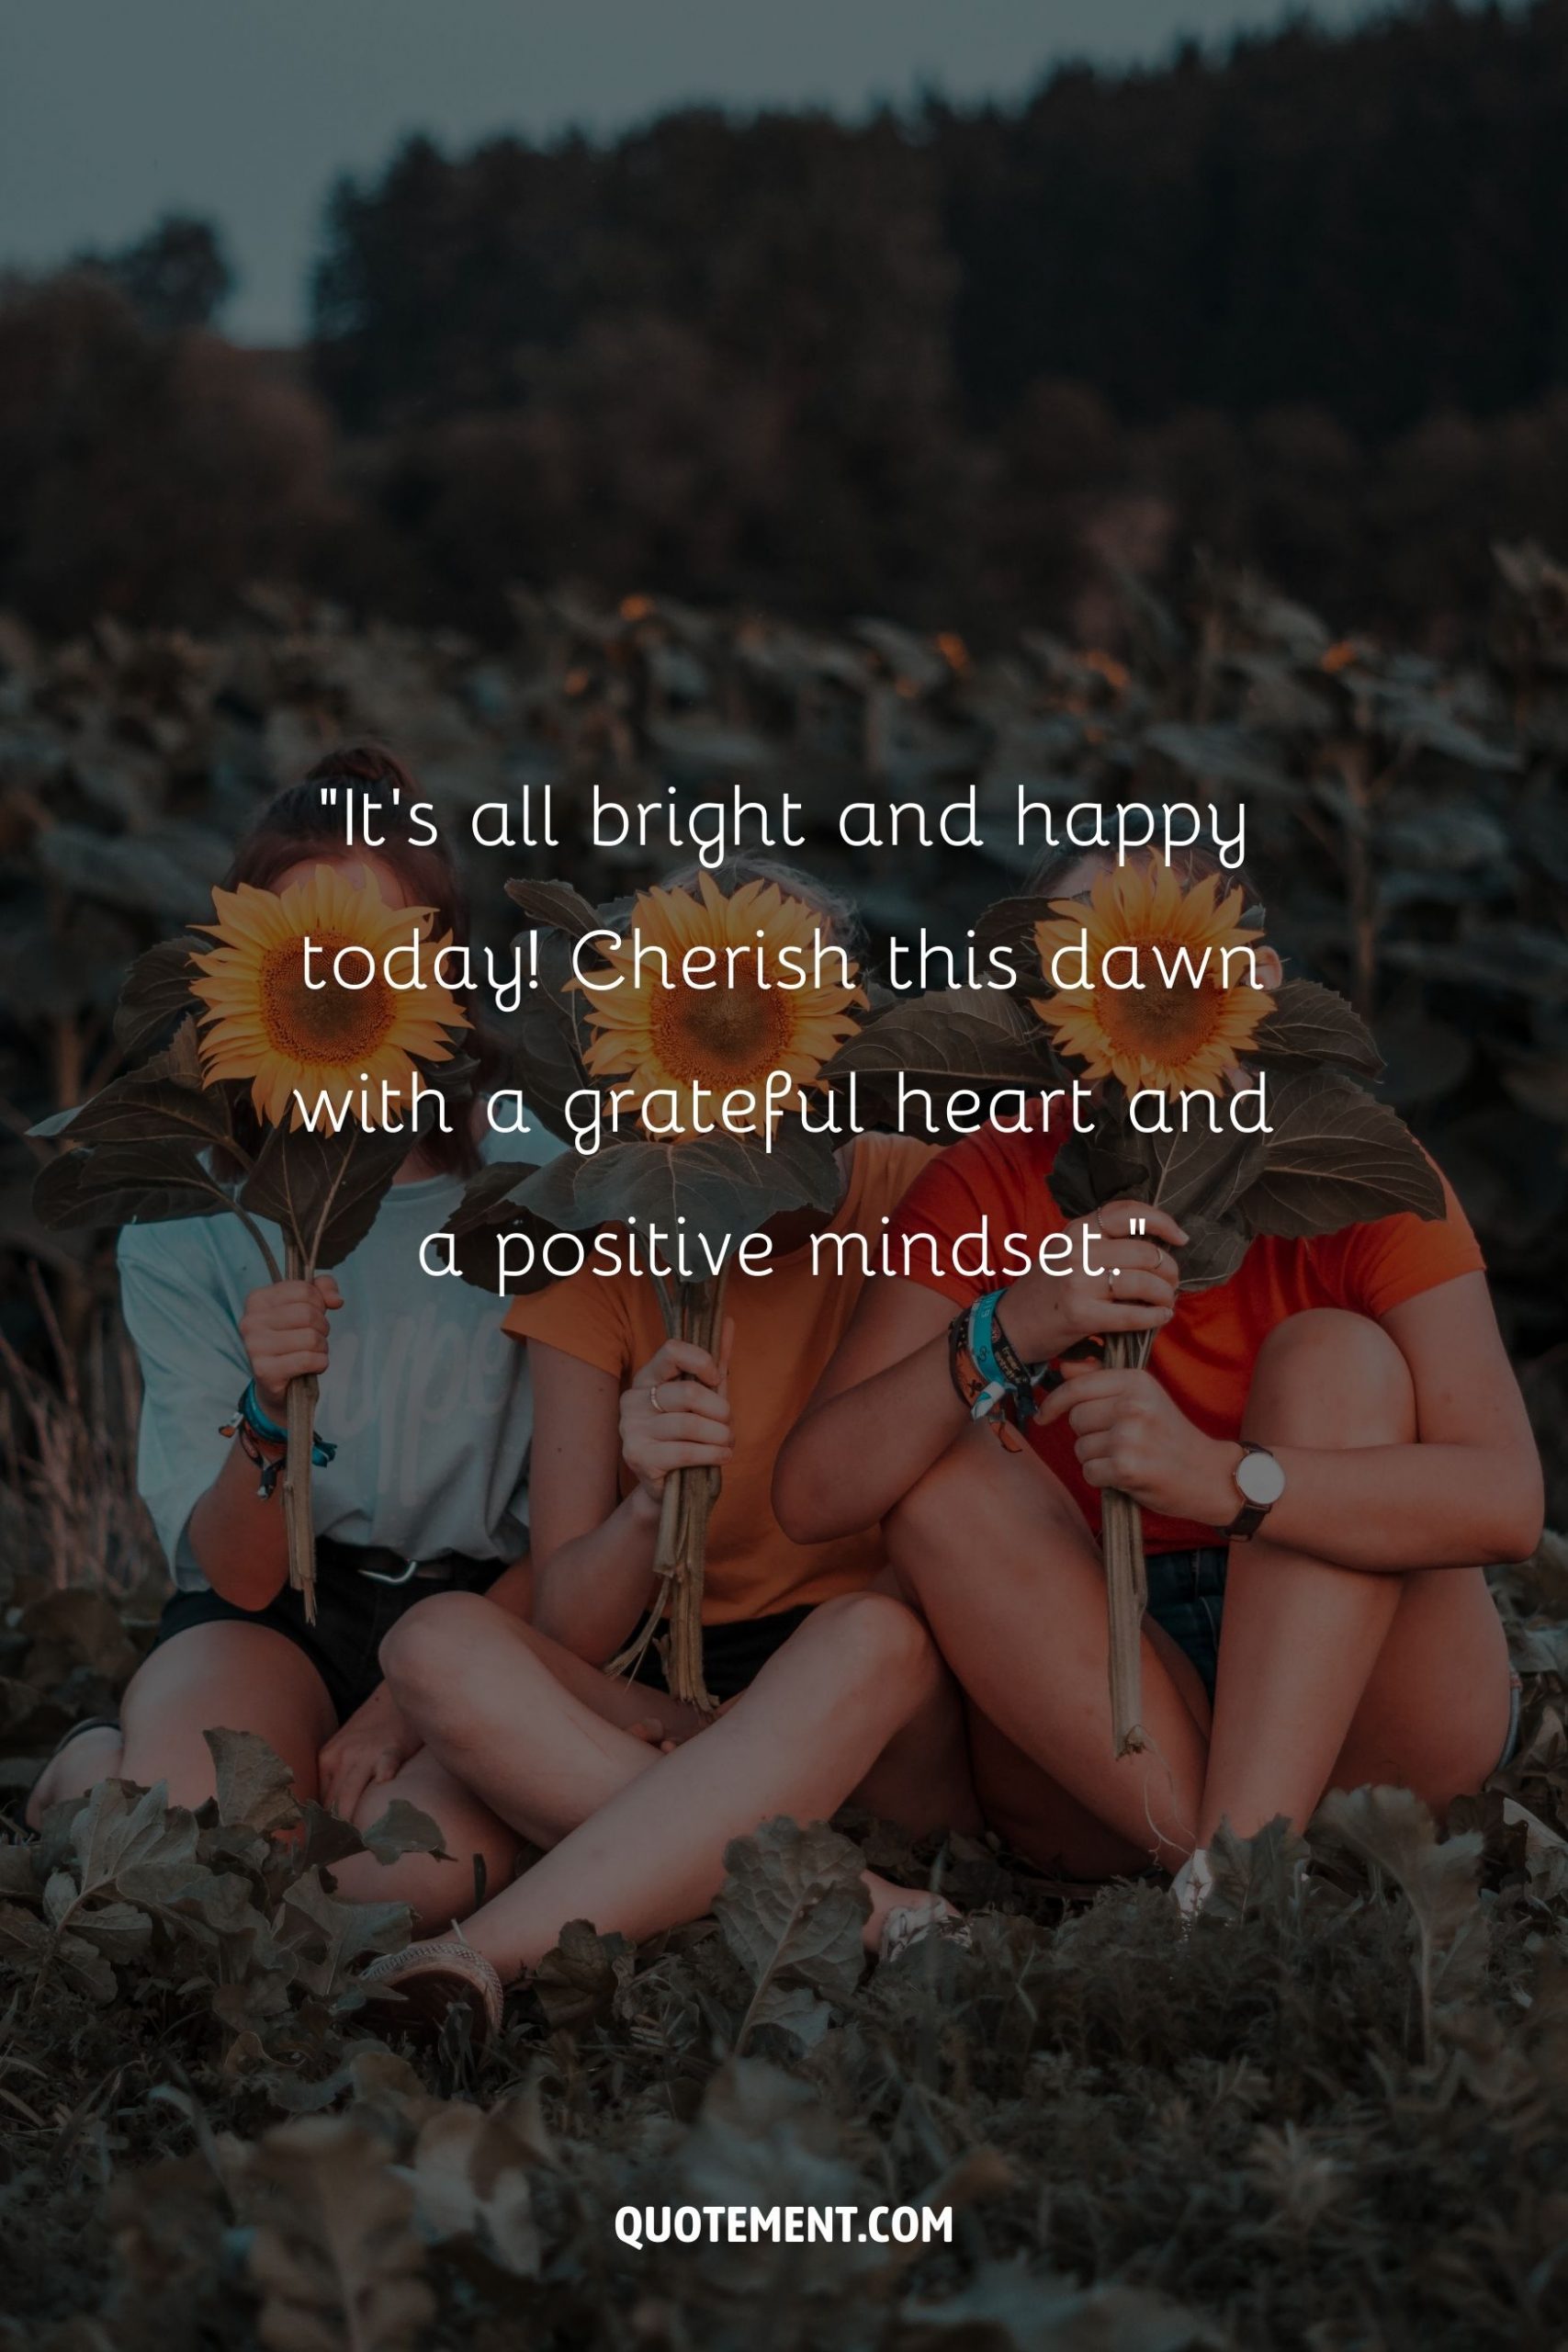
[1222,1442,1286,1541]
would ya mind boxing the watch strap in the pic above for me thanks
[1221,1442,1277,1543]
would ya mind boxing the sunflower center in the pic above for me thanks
[260,933,399,1066]
[648,979,796,1088]
[1092,941,1225,1065]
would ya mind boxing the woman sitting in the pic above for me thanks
[773,847,1543,1904]
[363,865,977,2030]
[29,748,555,1931]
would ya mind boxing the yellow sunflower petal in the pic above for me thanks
[189,867,468,1128]
[1032,858,1272,1097]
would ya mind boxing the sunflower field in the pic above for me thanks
[5,549,1568,2347]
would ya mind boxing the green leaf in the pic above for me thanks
[1048,1114,1156,1222]
[1204,1815,1311,1924]
[114,935,205,1060]
[32,1138,230,1231]
[1171,1208,1251,1293]
[404,2100,541,2277]
[1144,718,1292,796]
[1253,980,1383,1080]
[1314,1785,1486,2053]
[234,2116,435,2352]
[900,2256,1198,2351]
[275,1867,408,1998]
[438,1159,559,1295]
[515,1118,842,1255]
[531,1917,637,2030]
[205,1728,301,1840]
[822,987,1057,1086]
[240,1118,415,1269]
[715,1816,871,2051]
[30,1068,233,1152]
[0,1901,117,2002]
[502,876,605,942]
[1150,1119,1268,1227]
[1242,1070,1445,1238]
[38,823,227,920]
[358,1800,449,1868]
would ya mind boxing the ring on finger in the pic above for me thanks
[650,1383,664,1414]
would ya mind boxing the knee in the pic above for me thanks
[807,1590,938,1696]
[885,1429,1079,1593]
[378,1591,498,1723]
[1246,1309,1415,1446]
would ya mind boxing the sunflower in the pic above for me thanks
[1032,859,1273,1095]
[579,870,863,1135]
[190,867,467,1126]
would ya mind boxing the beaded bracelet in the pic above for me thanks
[946,1305,1025,1453]
[220,1379,338,1501]
[946,1293,1061,1453]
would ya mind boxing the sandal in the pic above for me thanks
[878,1896,971,1967]
[360,1933,506,2037]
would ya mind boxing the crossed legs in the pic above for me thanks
[377,1588,978,1978]
[885,1309,1513,1873]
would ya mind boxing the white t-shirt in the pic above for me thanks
[118,1123,564,1592]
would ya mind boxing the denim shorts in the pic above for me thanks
[1145,1544,1523,1770]
[1145,1547,1230,1702]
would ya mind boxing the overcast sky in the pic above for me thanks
[3,0,1403,340]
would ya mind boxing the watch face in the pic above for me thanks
[1236,1448,1286,1507]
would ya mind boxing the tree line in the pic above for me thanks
[5,1,1568,640]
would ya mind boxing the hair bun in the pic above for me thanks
[304,741,416,797]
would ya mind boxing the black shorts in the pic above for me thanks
[154,1544,503,1724]
[629,1606,815,1704]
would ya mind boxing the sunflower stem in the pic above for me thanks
[1102,1326,1154,1758]
[281,1237,319,1624]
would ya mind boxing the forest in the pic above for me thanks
[7,2,1568,641]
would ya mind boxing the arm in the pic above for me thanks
[773,1201,1184,1544]
[528,1332,733,1662]
[1036,1272,1544,1570]
[186,1276,343,1609]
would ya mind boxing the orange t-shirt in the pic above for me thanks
[886,1114,1485,1554]
[505,1134,935,1622]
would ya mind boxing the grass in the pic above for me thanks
[1,1329,1566,2349]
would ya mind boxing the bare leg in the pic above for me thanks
[961,1710,1176,1881]
[114,1623,337,1810]
[27,1726,127,1826]
[1198,1310,1512,1842]
[333,1748,525,1936]
[384,1589,961,1976]
[884,1423,1211,1868]
[379,1591,702,1848]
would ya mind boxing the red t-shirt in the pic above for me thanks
[886,1115,1485,1553]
